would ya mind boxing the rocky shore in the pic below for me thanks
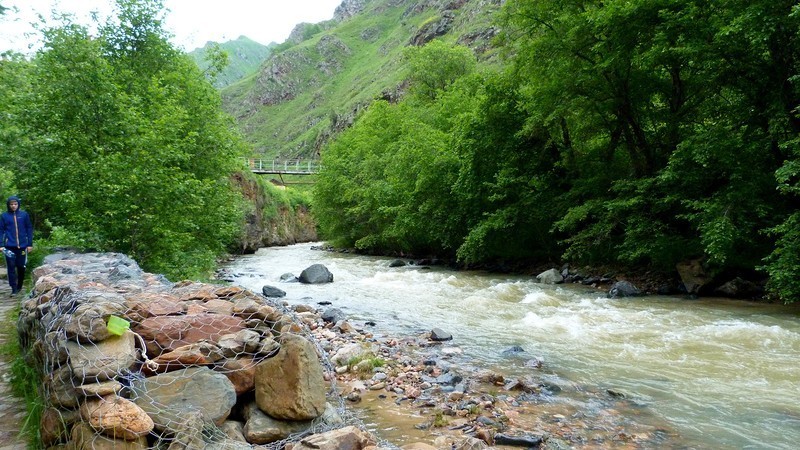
[290,303,683,449]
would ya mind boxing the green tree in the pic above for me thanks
[452,71,565,264]
[314,100,455,254]
[17,0,246,279]
[315,42,482,256]
[501,0,798,275]
[404,40,477,101]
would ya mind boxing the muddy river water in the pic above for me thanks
[225,243,800,449]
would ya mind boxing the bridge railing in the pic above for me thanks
[244,158,322,174]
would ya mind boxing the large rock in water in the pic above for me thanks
[255,334,326,420]
[299,264,334,284]
[607,281,642,298]
[536,268,563,284]
[262,285,287,297]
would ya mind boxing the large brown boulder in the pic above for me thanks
[217,357,257,395]
[255,334,326,420]
[124,292,184,321]
[79,395,154,440]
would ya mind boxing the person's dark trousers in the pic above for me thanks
[4,247,27,294]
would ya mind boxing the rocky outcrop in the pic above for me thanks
[254,50,314,106]
[410,11,456,46]
[317,35,352,75]
[334,0,369,21]
[676,258,710,295]
[17,252,365,449]
[232,172,318,253]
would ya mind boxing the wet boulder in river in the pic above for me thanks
[262,285,287,298]
[501,345,526,357]
[430,328,453,342]
[607,280,642,298]
[321,308,346,324]
[280,273,298,282]
[299,264,334,284]
[536,268,563,284]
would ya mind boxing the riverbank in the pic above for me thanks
[225,243,800,449]
[286,298,684,449]
[308,245,771,302]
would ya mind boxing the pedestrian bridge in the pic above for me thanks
[245,159,321,175]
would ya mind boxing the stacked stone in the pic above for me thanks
[16,252,371,450]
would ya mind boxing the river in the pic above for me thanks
[225,243,800,450]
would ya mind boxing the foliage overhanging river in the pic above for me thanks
[225,243,800,450]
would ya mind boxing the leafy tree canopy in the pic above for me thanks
[5,0,247,279]
[315,1,800,302]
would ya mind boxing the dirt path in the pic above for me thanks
[0,280,29,450]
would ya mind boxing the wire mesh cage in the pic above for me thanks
[18,252,380,449]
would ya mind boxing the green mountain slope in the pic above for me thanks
[220,0,503,159]
[189,36,274,88]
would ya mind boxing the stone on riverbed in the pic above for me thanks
[280,272,299,282]
[321,307,346,323]
[291,426,376,450]
[536,268,563,284]
[494,433,544,447]
[430,328,453,341]
[607,280,642,298]
[299,264,334,284]
[262,285,287,297]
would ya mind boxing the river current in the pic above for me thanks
[225,243,800,449]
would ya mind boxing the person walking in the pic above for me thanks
[0,196,33,296]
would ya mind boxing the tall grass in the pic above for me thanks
[0,304,43,449]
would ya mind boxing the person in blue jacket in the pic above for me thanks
[0,196,34,296]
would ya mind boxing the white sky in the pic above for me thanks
[0,0,343,54]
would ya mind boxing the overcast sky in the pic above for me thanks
[0,0,343,54]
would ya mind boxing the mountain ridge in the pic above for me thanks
[189,36,274,88]
[220,0,503,159]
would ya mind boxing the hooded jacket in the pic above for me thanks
[1,196,34,248]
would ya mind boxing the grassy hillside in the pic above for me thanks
[220,0,503,159]
[190,36,274,88]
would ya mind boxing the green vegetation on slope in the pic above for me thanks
[313,0,800,302]
[220,0,504,159]
[189,35,273,88]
